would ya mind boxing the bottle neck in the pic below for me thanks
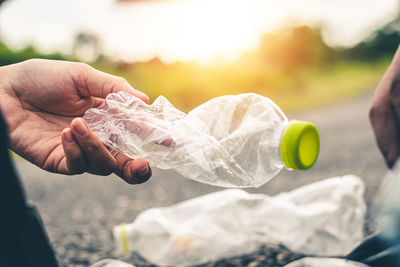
[278,120,291,168]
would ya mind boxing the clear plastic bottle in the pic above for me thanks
[84,92,320,188]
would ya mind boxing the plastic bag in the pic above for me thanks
[342,160,400,266]
[84,92,292,188]
[90,259,135,267]
[284,257,368,267]
[113,175,366,266]
[373,160,400,240]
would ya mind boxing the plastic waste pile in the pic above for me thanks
[284,257,368,267]
[373,160,400,240]
[84,92,319,188]
[113,175,366,266]
[90,259,135,267]
[89,257,368,267]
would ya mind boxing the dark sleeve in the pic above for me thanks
[0,109,59,267]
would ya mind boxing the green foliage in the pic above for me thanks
[344,17,400,61]
[0,43,68,66]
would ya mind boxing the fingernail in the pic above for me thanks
[137,163,149,176]
[134,89,149,103]
[73,119,87,136]
[63,129,74,143]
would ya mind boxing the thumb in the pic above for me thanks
[73,63,149,103]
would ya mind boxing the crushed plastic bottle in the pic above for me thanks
[84,92,319,187]
[112,175,366,266]
[284,257,368,267]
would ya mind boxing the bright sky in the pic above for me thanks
[0,0,398,63]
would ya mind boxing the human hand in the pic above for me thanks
[370,45,400,168]
[0,59,152,184]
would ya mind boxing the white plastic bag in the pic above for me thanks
[90,259,135,267]
[113,175,366,266]
[373,160,400,240]
[284,257,368,267]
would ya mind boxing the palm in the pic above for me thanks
[14,109,77,173]
[6,60,104,173]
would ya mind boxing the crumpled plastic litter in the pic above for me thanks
[373,160,400,240]
[90,259,135,267]
[284,257,368,267]
[113,175,366,266]
[84,92,288,188]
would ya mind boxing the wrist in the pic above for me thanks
[0,65,13,107]
[0,64,22,136]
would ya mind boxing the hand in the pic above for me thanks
[370,45,400,168]
[0,59,152,184]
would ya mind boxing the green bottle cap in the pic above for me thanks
[280,121,320,170]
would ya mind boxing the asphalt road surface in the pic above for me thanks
[13,91,388,267]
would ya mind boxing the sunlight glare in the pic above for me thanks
[0,0,398,63]
[150,0,267,63]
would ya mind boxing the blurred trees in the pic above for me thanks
[73,32,102,62]
[0,17,396,111]
[345,16,400,61]
[0,18,397,70]
[257,26,334,72]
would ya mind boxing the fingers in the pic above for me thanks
[370,103,400,168]
[61,128,87,174]
[70,118,116,175]
[114,154,152,184]
[370,68,400,168]
[74,63,149,103]
[62,117,152,184]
